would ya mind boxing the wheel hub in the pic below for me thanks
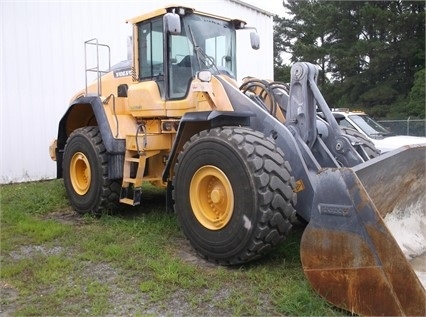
[190,165,234,230]
[210,188,223,204]
[70,152,91,195]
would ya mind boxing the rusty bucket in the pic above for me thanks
[301,144,426,316]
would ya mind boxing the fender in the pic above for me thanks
[55,95,125,178]
[162,110,253,182]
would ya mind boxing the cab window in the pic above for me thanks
[168,32,194,99]
[138,19,164,79]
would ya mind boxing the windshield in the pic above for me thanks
[349,115,393,137]
[184,14,236,74]
[167,12,236,99]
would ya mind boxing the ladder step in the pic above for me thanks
[123,177,140,184]
[125,157,140,163]
[119,187,142,206]
[119,197,140,206]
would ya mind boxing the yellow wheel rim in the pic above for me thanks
[70,152,91,195]
[190,165,234,230]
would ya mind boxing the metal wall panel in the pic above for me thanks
[0,0,273,183]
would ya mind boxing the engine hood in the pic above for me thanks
[373,135,426,153]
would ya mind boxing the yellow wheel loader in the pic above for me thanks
[49,5,425,315]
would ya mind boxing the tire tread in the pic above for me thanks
[174,127,296,265]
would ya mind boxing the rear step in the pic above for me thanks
[119,130,167,206]
[119,151,145,206]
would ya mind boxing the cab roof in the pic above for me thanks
[126,4,246,27]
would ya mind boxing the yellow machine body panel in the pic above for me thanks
[127,81,167,117]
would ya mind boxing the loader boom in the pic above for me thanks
[240,62,426,315]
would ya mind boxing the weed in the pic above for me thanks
[0,180,348,316]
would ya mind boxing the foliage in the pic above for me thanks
[406,68,426,118]
[0,180,347,316]
[274,0,425,118]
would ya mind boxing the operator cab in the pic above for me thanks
[129,6,259,100]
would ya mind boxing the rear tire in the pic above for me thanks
[173,127,296,265]
[62,126,122,215]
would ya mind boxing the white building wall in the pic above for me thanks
[0,0,273,183]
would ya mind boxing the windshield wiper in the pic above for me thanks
[187,25,219,73]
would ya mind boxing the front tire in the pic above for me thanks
[173,127,296,265]
[62,126,121,215]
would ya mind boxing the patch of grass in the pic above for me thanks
[0,180,349,316]
[1,179,69,216]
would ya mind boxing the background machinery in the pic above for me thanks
[331,108,426,153]
[49,5,425,315]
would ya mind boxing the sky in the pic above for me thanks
[243,0,288,17]
[2,0,288,17]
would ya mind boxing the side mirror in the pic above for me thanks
[250,32,260,50]
[164,12,181,35]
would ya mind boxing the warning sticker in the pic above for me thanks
[294,179,305,192]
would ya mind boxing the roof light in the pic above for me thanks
[178,7,186,15]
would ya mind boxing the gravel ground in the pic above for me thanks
[0,210,258,316]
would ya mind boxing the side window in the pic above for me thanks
[206,36,227,67]
[168,34,194,99]
[339,118,355,129]
[170,35,193,66]
[138,19,163,79]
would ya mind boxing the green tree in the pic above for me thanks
[406,68,426,118]
[274,0,425,118]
